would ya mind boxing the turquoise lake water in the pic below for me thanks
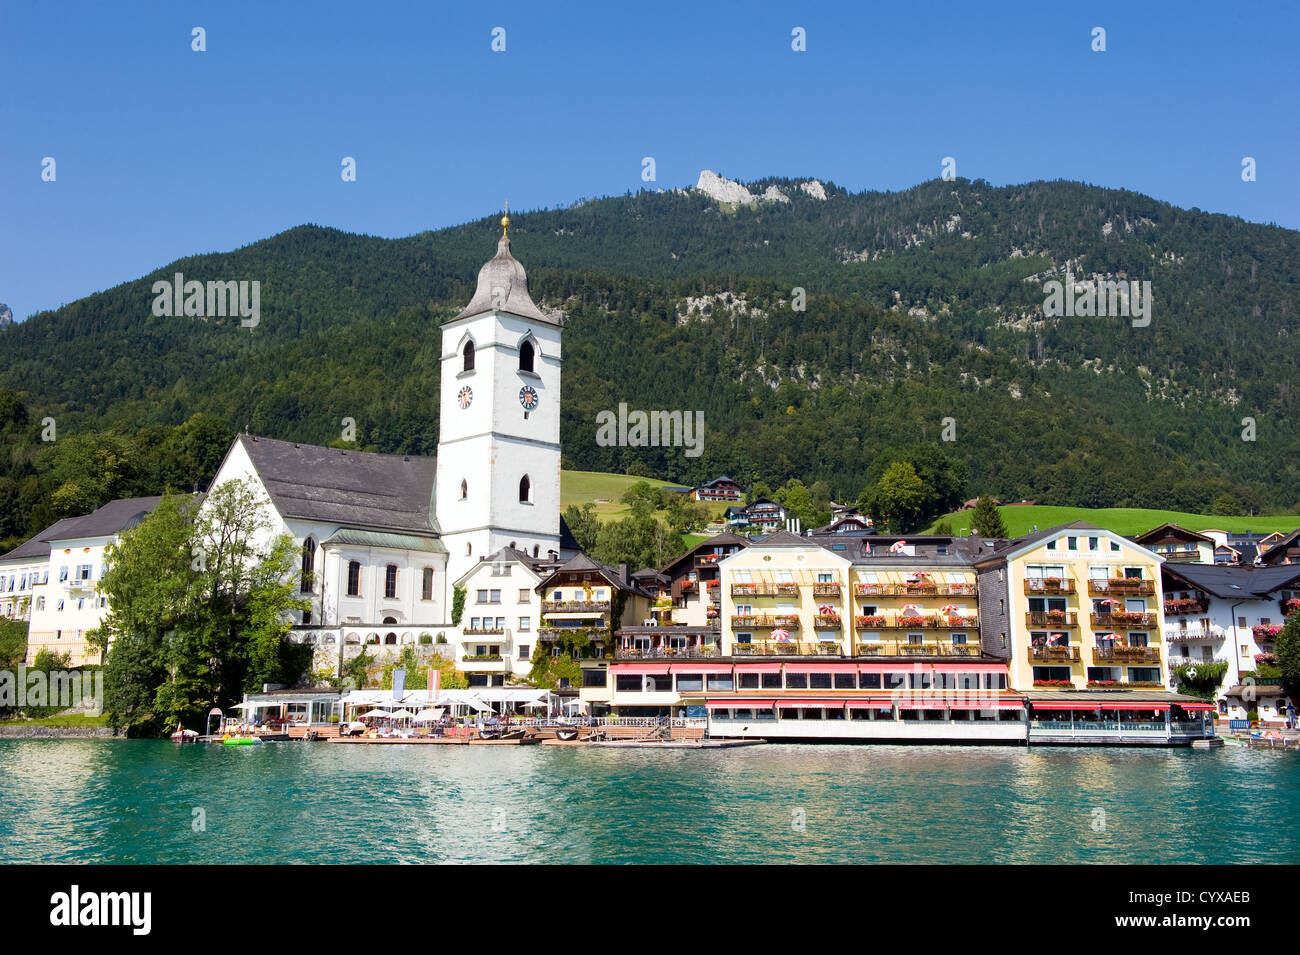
[1,739,1296,864]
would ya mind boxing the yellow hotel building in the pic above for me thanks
[973,521,1167,690]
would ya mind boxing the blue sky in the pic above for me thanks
[2,0,1297,321]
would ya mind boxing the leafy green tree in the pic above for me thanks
[97,481,311,735]
[620,481,661,519]
[0,618,27,669]
[1276,613,1300,706]
[563,503,600,553]
[970,495,1009,538]
[860,462,926,534]
[451,585,466,626]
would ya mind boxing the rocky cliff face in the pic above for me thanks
[0,304,12,326]
[694,170,828,206]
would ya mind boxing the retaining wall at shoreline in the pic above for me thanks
[0,725,118,738]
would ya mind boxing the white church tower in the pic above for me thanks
[437,209,563,585]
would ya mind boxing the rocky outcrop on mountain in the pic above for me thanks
[0,304,12,326]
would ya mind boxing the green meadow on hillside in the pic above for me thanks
[926,505,1299,538]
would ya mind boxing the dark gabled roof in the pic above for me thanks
[697,476,740,489]
[54,496,164,540]
[752,529,814,548]
[1,498,171,561]
[536,552,651,597]
[237,435,438,534]
[0,517,79,562]
[659,532,750,575]
[1161,562,1300,600]
[1260,528,1300,565]
[558,515,580,553]
[1134,523,1214,545]
[630,568,670,585]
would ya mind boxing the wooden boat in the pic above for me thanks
[170,725,199,743]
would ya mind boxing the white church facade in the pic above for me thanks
[200,216,575,675]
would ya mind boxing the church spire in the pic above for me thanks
[451,210,561,325]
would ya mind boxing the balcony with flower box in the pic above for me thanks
[942,582,978,596]
[731,614,801,629]
[854,583,886,597]
[462,627,506,636]
[1026,611,1078,628]
[1028,645,1081,663]
[730,583,800,598]
[1092,645,1161,663]
[733,641,842,657]
[1253,623,1283,643]
[812,582,842,598]
[1283,597,1300,618]
[1024,578,1076,596]
[855,640,980,657]
[1091,611,1157,629]
[1163,597,1208,616]
[813,614,842,629]
[542,599,611,614]
[1087,578,1155,597]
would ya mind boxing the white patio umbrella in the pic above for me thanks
[463,697,492,713]
[388,709,415,720]
[359,708,393,719]
[412,708,443,722]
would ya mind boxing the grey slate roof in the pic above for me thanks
[451,235,558,325]
[752,529,815,548]
[239,435,438,534]
[1161,562,1300,599]
[1,498,166,562]
[322,529,445,553]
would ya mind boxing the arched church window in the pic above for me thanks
[519,339,534,373]
[467,543,472,557]
[519,475,531,503]
[463,341,475,372]
[300,537,316,593]
[460,479,468,500]
[422,567,434,601]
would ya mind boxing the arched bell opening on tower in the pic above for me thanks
[519,339,535,373]
[519,474,532,503]
[462,340,475,372]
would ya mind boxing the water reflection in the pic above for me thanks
[0,741,1296,864]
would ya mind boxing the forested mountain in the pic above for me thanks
[2,175,1297,547]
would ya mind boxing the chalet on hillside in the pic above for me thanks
[1133,523,1215,564]
[690,476,743,502]
[1261,529,1300,566]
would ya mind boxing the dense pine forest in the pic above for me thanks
[1,175,1297,550]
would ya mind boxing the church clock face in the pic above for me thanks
[519,385,539,411]
[457,386,473,409]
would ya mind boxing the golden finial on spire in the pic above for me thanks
[500,201,510,237]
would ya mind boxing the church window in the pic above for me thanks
[300,537,316,593]
[519,339,535,373]
[384,564,398,599]
[519,474,531,503]
[347,561,361,596]
[422,567,434,601]
[463,341,475,372]
[460,479,467,500]
[466,543,472,556]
